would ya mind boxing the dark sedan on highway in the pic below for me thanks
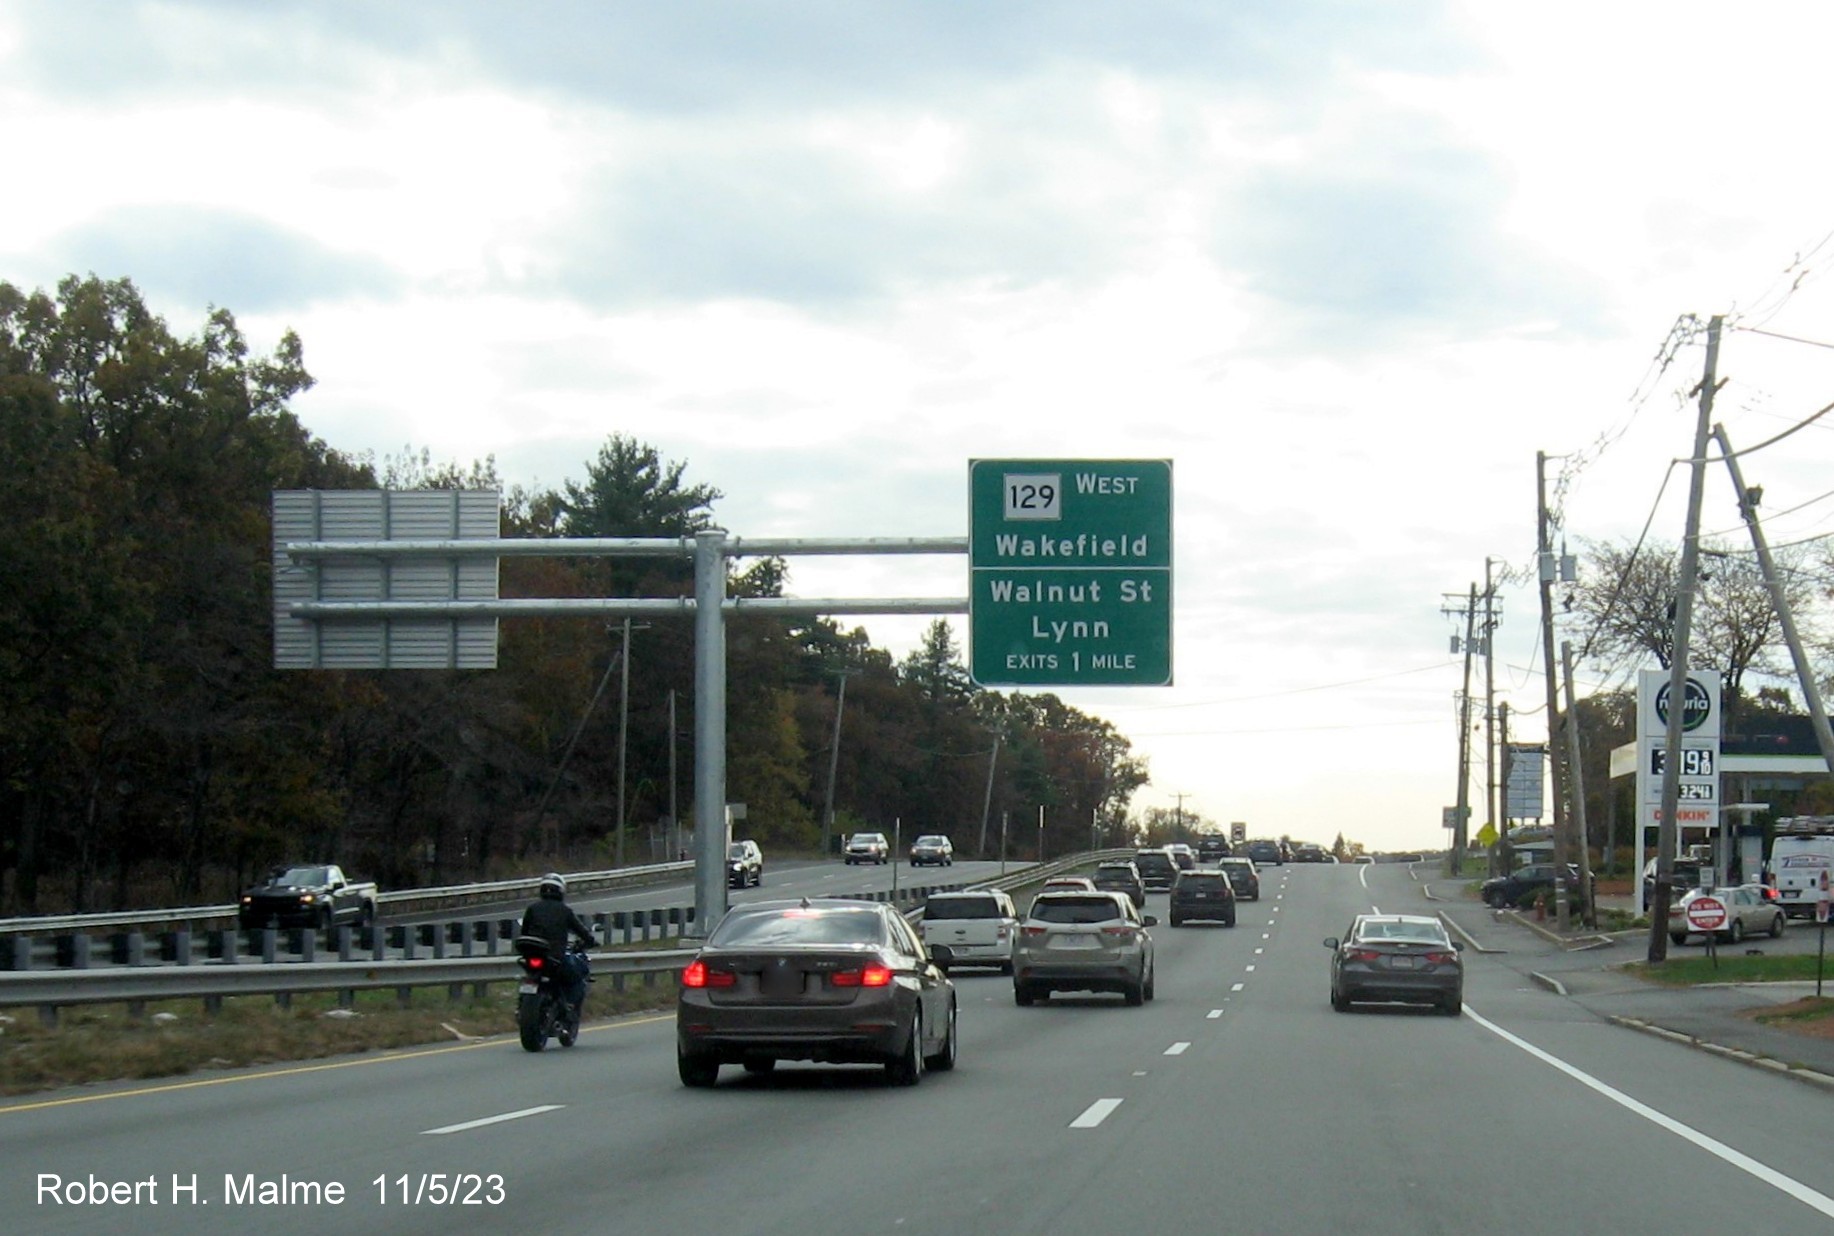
[1325,914,1463,1015]
[676,898,958,1087]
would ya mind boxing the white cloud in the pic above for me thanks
[9,0,1834,852]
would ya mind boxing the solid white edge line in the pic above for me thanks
[1070,1098,1124,1129]
[422,1104,565,1135]
[1165,1042,1191,1055]
[1464,1006,1834,1218]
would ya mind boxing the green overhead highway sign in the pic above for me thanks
[969,458,1172,687]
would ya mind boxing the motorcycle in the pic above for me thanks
[513,935,590,1052]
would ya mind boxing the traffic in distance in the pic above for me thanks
[18,834,1834,1236]
[669,838,1394,1086]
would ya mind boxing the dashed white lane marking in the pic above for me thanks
[423,1105,563,1135]
[1465,1006,1834,1218]
[1230,982,1245,992]
[1164,1042,1191,1056]
[1071,1099,1124,1129]
[1254,948,1264,955]
[1245,965,1256,972]
[1261,933,1271,940]
[1207,1010,1224,1019]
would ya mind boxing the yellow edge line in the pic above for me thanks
[0,1012,674,1116]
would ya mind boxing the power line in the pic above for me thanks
[1096,660,1458,712]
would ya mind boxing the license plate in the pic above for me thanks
[1388,956,1416,969]
[762,967,803,997]
[518,982,538,995]
[1050,934,1100,950]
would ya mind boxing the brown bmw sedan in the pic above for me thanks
[676,898,958,1087]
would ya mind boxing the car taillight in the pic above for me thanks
[1348,949,1382,962]
[996,925,1010,940]
[833,964,895,987]
[1423,952,1456,965]
[1100,925,1137,938]
[1021,926,1047,937]
[681,960,737,989]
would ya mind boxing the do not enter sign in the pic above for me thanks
[1685,896,1728,933]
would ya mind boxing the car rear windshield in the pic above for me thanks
[1093,868,1135,883]
[1355,920,1448,945]
[1030,897,1126,924]
[709,908,886,947]
[1176,874,1227,890]
[1135,853,1175,869]
[922,896,1004,921]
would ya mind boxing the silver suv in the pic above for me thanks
[844,832,890,865]
[1012,891,1157,1007]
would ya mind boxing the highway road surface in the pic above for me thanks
[6,861,1833,1235]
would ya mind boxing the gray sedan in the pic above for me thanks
[676,898,958,1087]
[1325,914,1463,1016]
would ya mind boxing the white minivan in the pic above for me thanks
[918,890,1019,974]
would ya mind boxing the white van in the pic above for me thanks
[1770,834,1834,919]
[917,890,1019,974]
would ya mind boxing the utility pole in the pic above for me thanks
[1173,792,1188,841]
[1561,641,1595,926]
[1443,585,1480,876]
[1713,425,1834,772]
[1650,315,1723,965]
[977,737,1001,856]
[1537,452,1572,931]
[1484,559,1504,876]
[820,669,855,858]
[1498,702,1511,856]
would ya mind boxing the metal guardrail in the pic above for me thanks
[0,950,701,1023]
[0,856,1122,1021]
[0,861,696,938]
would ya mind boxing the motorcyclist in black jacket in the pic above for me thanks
[519,873,596,1026]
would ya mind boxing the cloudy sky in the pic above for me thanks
[7,1,1834,851]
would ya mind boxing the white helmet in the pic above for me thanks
[538,872,566,899]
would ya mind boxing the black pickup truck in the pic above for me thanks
[238,864,379,931]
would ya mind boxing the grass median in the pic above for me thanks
[0,978,678,1098]
[1626,952,1834,1040]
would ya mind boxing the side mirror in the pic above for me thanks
[928,944,954,967]
[1322,938,1339,949]
[1452,941,1465,951]
[1142,915,1158,928]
